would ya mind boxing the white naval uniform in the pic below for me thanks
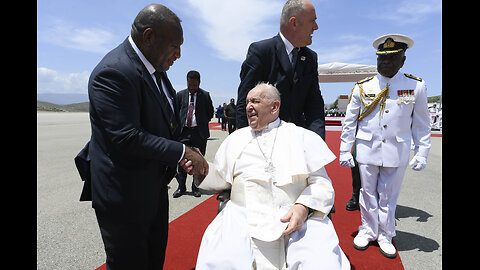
[339,71,431,243]
[196,119,350,270]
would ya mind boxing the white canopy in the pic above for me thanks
[318,62,377,83]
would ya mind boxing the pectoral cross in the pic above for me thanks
[265,161,275,177]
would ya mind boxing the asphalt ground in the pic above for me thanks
[37,112,441,269]
[394,135,442,269]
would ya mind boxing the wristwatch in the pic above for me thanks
[307,207,314,219]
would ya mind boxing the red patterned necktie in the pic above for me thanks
[186,93,194,127]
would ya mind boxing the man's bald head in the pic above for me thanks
[130,4,183,72]
[131,4,181,42]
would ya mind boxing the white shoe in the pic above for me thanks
[379,241,397,258]
[353,235,369,250]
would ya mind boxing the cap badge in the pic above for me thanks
[383,38,395,49]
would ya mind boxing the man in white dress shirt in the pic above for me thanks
[194,83,350,270]
[339,34,431,258]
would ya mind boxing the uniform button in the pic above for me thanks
[385,110,389,113]
[382,139,386,143]
[383,124,388,128]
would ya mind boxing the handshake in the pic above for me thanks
[180,146,209,177]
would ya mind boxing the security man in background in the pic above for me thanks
[339,34,431,259]
[173,70,214,198]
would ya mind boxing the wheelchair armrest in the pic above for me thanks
[327,205,335,220]
[216,189,231,213]
[216,189,231,201]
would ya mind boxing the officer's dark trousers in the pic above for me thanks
[351,141,361,199]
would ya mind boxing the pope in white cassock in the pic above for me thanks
[194,83,350,270]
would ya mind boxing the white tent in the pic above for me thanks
[318,62,377,83]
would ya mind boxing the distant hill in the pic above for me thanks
[427,95,441,103]
[37,100,89,112]
[37,93,88,105]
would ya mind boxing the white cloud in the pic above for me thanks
[315,34,374,65]
[186,0,284,62]
[316,44,373,64]
[38,19,116,54]
[376,0,442,25]
[37,67,90,94]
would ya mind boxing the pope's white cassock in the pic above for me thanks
[195,118,350,270]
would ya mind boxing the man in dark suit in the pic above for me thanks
[225,98,237,134]
[236,0,325,140]
[173,70,214,198]
[86,4,207,270]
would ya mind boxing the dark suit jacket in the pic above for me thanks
[175,88,214,140]
[87,38,183,221]
[236,34,326,139]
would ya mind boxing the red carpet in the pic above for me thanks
[94,196,219,270]
[325,119,342,126]
[163,196,219,270]
[208,122,222,130]
[96,131,405,270]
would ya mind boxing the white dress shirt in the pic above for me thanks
[279,32,296,63]
[128,35,174,110]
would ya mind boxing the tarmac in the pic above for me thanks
[37,112,441,270]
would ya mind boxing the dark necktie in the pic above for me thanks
[153,71,178,134]
[291,47,299,71]
[153,71,175,107]
[186,93,195,127]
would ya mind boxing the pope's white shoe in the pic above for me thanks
[353,235,369,250]
[379,241,397,258]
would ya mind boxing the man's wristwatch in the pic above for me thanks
[307,207,314,219]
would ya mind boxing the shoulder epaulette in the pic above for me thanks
[404,73,422,81]
[356,76,375,85]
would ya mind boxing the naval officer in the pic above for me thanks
[339,34,431,258]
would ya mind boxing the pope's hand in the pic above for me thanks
[409,155,427,171]
[280,203,309,235]
[339,151,355,167]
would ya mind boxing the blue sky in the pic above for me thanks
[37,0,442,107]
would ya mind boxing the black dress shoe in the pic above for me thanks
[193,190,201,197]
[346,196,359,211]
[173,188,186,198]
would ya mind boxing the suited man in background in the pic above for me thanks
[225,98,237,134]
[236,0,326,140]
[173,70,214,198]
[87,4,207,269]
